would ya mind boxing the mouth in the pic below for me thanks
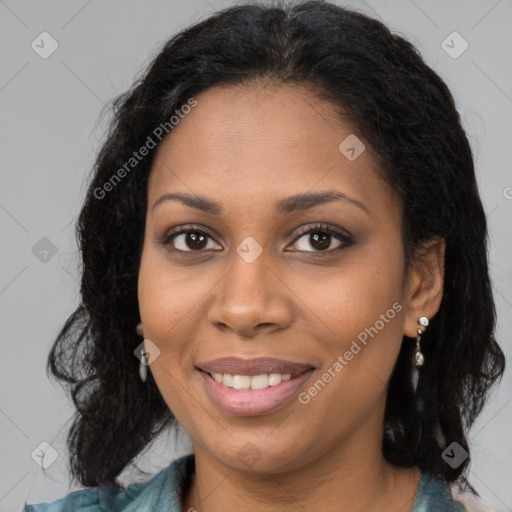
[197,360,316,416]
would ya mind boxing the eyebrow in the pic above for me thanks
[151,190,371,216]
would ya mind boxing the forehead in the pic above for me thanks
[147,83,398,219]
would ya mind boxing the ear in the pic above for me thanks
[402,236,445,338]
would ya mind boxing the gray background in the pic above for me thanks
[1,0,511,511]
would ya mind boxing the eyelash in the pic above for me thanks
[157,223,353,256]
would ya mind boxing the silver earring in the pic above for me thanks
[139,346,148,382]
[415,316,429,367]
[411,316,429,393]
[136,322,148,383]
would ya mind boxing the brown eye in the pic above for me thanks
[159,227,222,252]
[177,232,209,250]
[288,224,353,253]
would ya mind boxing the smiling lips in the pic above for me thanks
[197,356,314,389]
[197,356,315,416]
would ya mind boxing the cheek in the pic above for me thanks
[137,251,200,420]
[136,247,221,402]
[297,245,406,399]
[137,247,207,341]
[297,246,404,339]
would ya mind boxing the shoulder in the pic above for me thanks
[21,454,195,512]
[450,483,501,512]
[413,472,467,512]
[21,486,100,512]
[413,471,499,512]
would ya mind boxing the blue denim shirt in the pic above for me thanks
[22,454,468,511]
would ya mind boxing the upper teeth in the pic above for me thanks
[212,373,292,390]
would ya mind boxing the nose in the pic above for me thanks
[207,246,293,339]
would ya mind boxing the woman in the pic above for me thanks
[22,1,506,511]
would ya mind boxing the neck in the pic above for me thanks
[181,422,420,512]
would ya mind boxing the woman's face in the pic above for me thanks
[138,83,432,473]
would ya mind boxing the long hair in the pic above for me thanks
[47,0,505,492]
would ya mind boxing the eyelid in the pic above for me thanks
[286,223,353,254]
[291,223,352,243]
[156,224,221,249]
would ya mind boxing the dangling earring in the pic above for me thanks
[136,322,148,383]
[415,316,429,367]
[411,316,429,392]
[139,345,149,382]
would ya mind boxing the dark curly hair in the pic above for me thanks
[47,0,506,495]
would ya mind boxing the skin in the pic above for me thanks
[137,82,445,512]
